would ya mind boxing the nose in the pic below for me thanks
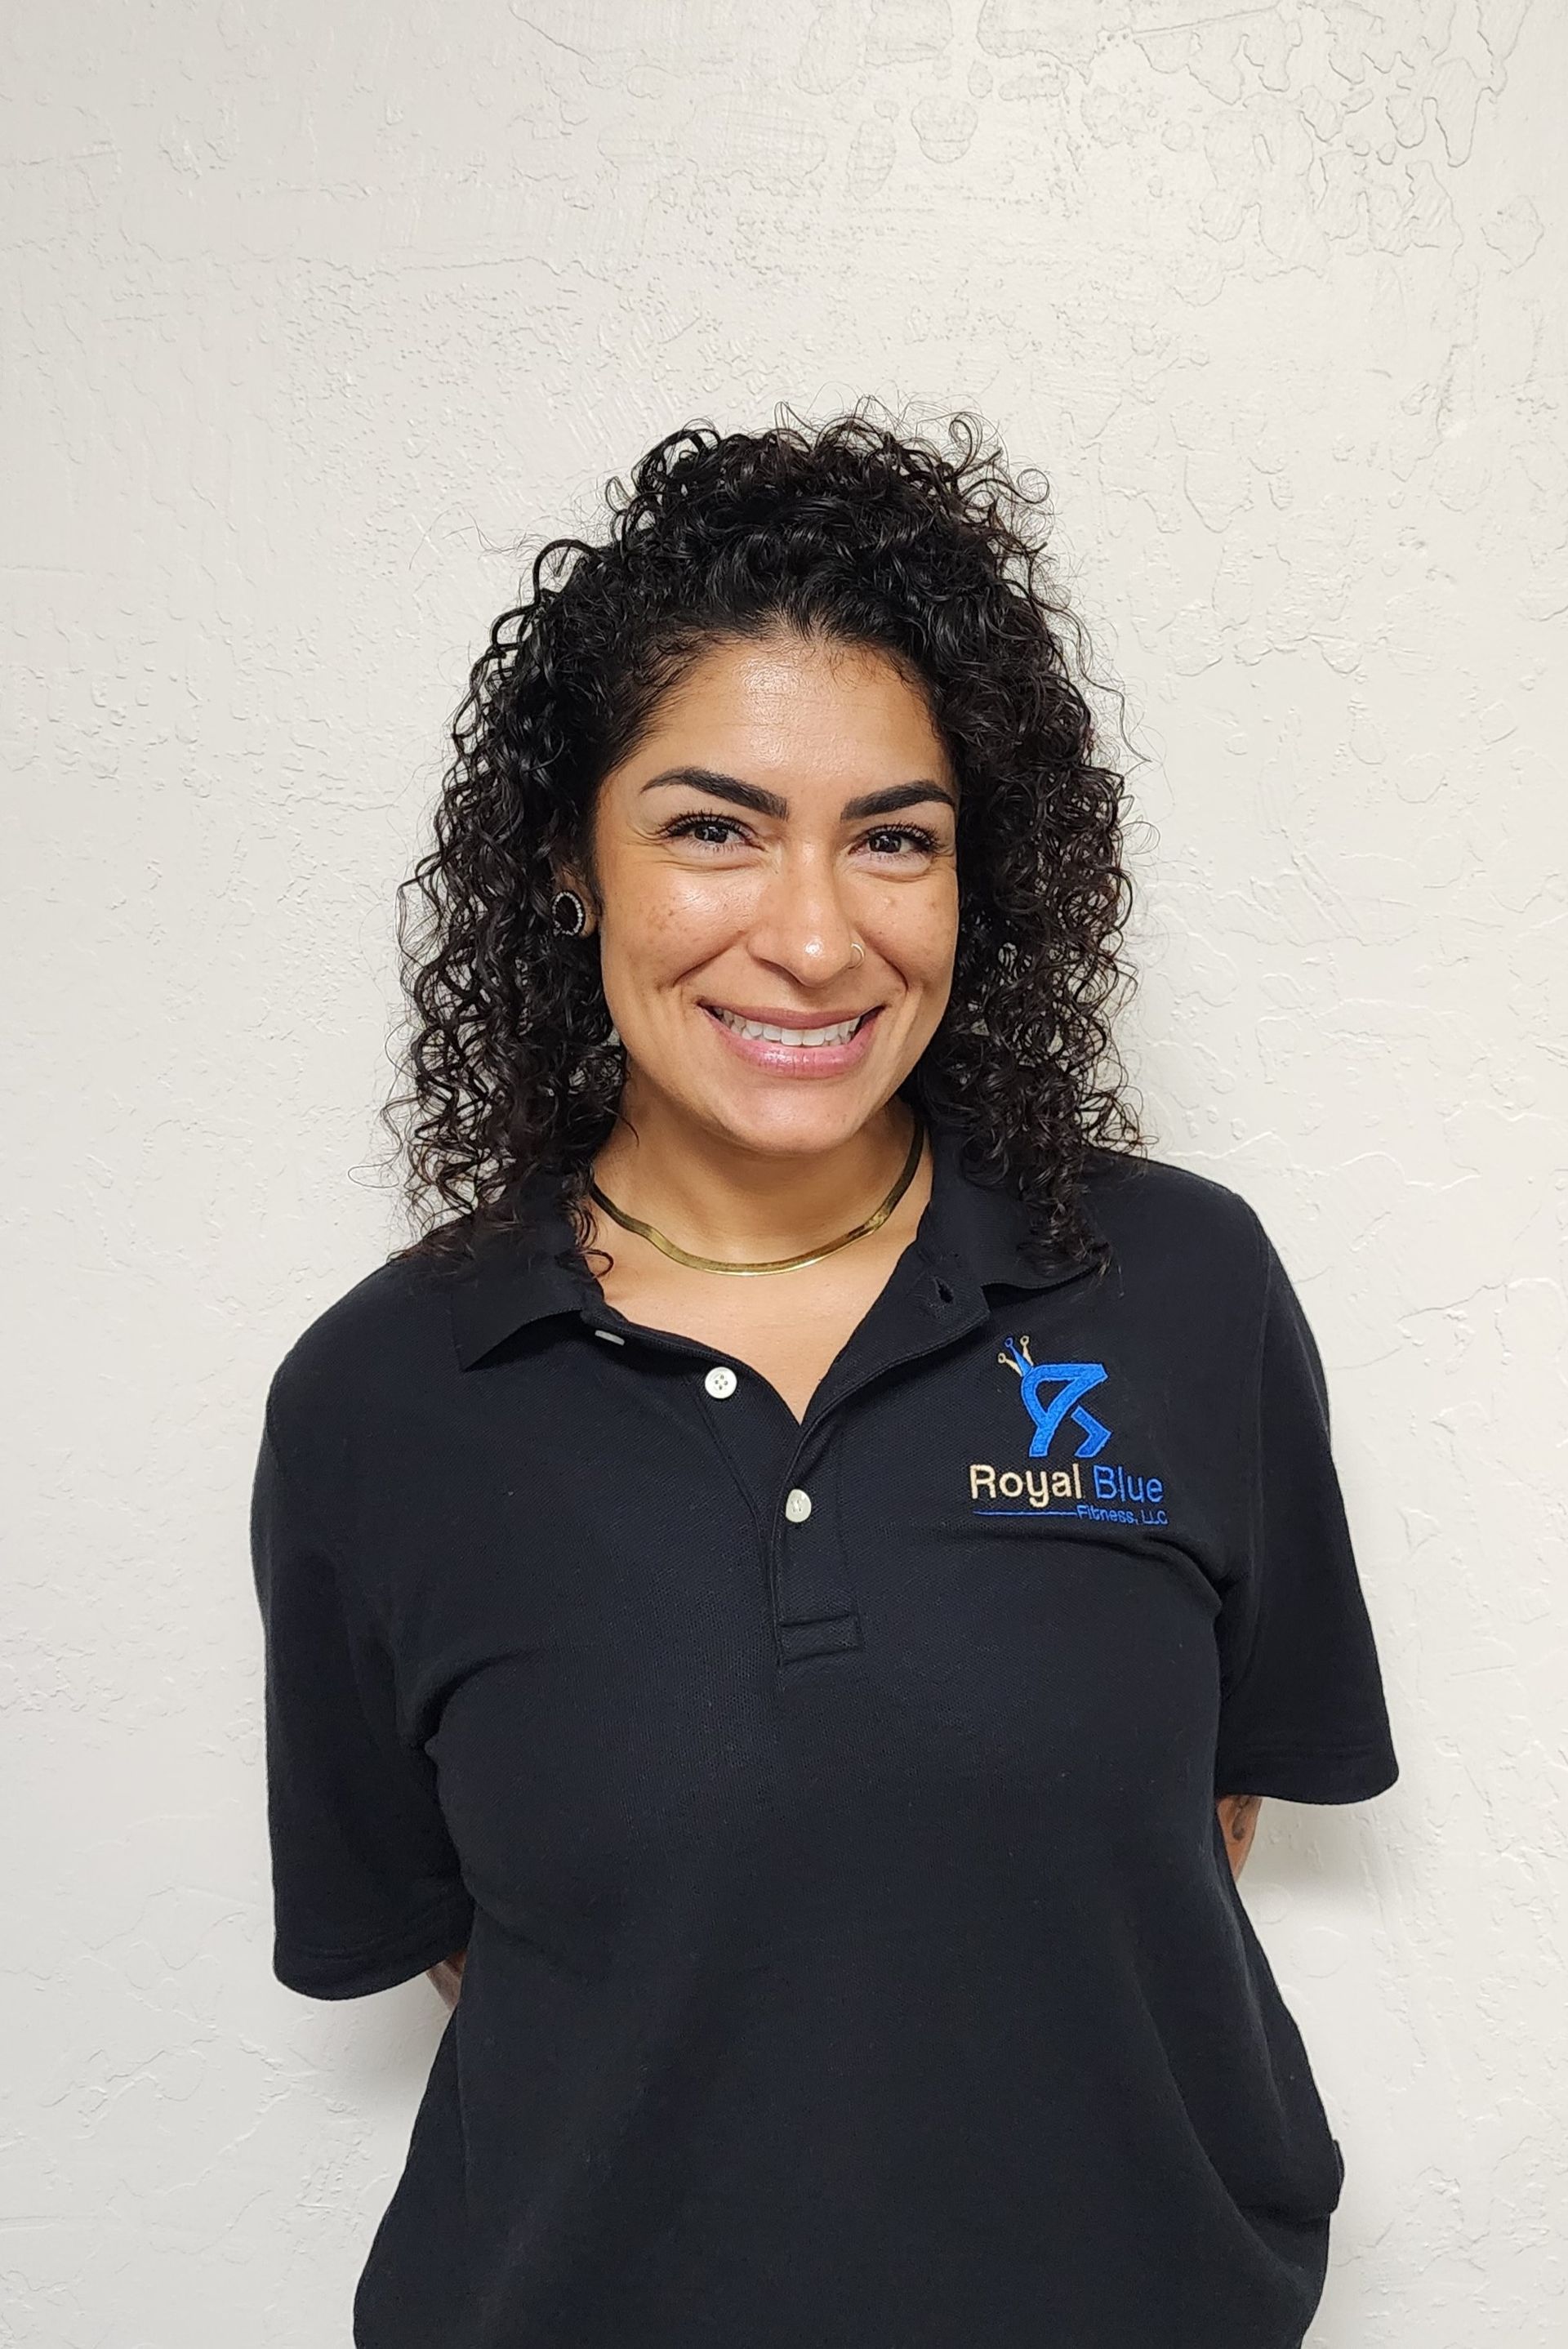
[742,842,863,987]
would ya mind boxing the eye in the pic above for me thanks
[861,823,940,858]
[660,811,751,849]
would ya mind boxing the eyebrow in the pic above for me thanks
[639,765,958,822]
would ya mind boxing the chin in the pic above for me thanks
[695,1093,888,1154]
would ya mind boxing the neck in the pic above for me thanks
[590,1089,925,1265]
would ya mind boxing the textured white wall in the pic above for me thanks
[6,1,1564,2341]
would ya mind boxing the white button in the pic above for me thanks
[704,1365,737,1398]
[784,1487,812,1523]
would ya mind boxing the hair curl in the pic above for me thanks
[381,401,1144,1277]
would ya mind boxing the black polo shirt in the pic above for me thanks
[250,1106,1398,2349]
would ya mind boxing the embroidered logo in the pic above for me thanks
[969,1335,1169,1526]
[997,1337,1110,1459]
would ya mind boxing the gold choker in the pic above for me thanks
[588,1109,927,1274]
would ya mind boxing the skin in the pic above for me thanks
[428,1951,466,2009]
[1217,1793,1263,1877]
[427,626,1259,2010]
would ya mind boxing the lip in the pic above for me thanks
[700,1001,883,1078]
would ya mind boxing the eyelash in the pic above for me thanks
[662,813,941,858]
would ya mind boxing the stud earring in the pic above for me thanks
[550,888,588,936]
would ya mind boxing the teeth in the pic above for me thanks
[712,1008,865,1047]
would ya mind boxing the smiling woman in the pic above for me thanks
[249,404,1397,2349]
[553,628,962,1244]
[386,407,1138,1277]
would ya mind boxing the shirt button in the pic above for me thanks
[703,1365,737,1398]
[784,1487,812,1523]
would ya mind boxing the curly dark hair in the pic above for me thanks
[381,402,1145,1277]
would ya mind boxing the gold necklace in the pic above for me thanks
[588,1108,927,1275]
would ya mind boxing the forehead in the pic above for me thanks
[612,630,953,790]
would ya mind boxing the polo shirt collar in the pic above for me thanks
[448,1108,1108,1371]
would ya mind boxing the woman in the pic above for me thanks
[250,409,1398,2349]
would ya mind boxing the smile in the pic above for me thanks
[705,1006,875,1048]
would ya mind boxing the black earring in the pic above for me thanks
[550,888,587,936]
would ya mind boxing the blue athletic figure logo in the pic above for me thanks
[997,1336,1111,1460]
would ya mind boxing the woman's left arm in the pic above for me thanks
[426,1949,467,2011]
[1216,1795,1263,1879]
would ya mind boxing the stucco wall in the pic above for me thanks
[6,2,1564,2340]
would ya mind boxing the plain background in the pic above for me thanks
[5,2,1565,2342]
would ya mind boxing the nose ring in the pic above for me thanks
[850,940,864,966]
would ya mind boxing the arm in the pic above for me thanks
[1215,1794,1263,1880]
[426,1948,467,2011]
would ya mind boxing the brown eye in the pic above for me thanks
[863,825,938,857]
[661,813,749,849]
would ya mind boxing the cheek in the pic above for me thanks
[609,867,743,973]
[868,879,959,985]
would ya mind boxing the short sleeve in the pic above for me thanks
[1213,1224,1400,1805]
[249,1406,474,1998]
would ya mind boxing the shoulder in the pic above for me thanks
[262,1246,462,1463]
[1078,1145,1274,1321]
[1082,1143,1267,1253]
